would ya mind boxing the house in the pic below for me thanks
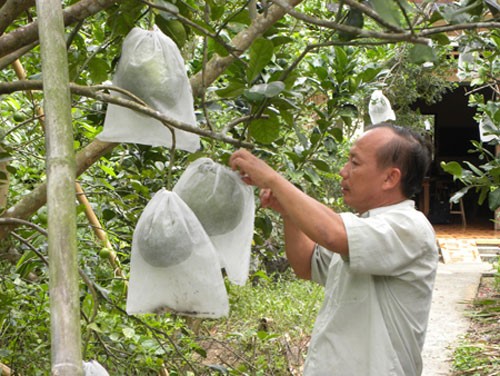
[412,83,497,229]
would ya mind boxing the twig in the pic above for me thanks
[270,0,431,45]
[11,232,48,266]
[140,0,238,57]
[0,217,48,235]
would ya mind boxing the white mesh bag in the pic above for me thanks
[368,90,396,124]
[83,360,109,376]
[98,26,200,152]
[126,188,229,318]
[173,158,255,286]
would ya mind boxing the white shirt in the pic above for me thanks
[304,200,438,376]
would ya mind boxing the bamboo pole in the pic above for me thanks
[75,183,125,279]
[36,0,83,374]
[0,363,14,376]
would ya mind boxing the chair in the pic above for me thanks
[449,197,466,228]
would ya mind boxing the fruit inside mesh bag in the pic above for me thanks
[173,158,255,285]
[98,26,199,152]
[126,189,229,318]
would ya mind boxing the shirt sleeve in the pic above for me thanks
[340,210,436,277]
[310,243,341,286]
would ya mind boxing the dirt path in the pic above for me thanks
[421,261,494,376]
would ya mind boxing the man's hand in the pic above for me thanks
[229,149,279,189]
[260,188,286,215]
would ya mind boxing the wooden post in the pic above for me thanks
[35,0,83,375]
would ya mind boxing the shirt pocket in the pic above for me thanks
[331,268,371,305]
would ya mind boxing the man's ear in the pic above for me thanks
[382,167,401,190]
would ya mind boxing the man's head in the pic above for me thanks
[368,123,432,199]
[340,123,431,213]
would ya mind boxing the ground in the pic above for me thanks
[449,275,500,376]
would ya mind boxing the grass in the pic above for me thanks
[451,260,500,376]
[192,271,324,375]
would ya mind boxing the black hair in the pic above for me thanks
[367,122,432,198]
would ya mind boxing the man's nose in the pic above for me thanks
[339,163,349,178]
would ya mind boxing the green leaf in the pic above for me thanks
[249,118,280,144]
[228,8,251,25]
[86,322,102,333]
[87,58,109,84]
[450,187,469,203]
[209,3,225,21]
[430,33,450,45]
[488,188,500,211]
[439,1,483,24]
[304,166,321,185]
[334,47,348,72]
[122,327,135,339]
[260,82,286,98]
[207,33,230,57]
[244,82,285,102]
[215,81,246,98]
[82,293,95,319]
[247,38,274,83]
[367,0,402,27]
[270,35,294,47]
[99,164,117,177]
[243,89,265,102]
[441,161,463,177]
[338,8,364,41]
[151,0,179,20]
[358,64,382,83]
[311,159,331,172]
[255,214,273,239]
[328,127,343,143]
[463,161,484,176]
[409,44,438,64]
[155,16,187,48]
[270,97,299,111]
[478,186,489,205]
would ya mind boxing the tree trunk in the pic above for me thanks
[36,0,83,375]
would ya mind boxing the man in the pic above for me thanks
[229,123,439,376]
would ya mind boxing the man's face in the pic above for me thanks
[339,128,394,213]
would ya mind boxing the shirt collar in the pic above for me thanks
[360,199,415,218]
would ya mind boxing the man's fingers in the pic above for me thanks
[229,148,250,169]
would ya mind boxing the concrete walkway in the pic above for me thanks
[421,261,494,376]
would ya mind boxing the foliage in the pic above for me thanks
[0,0,499,374]
[440,28,500,212]
[441,139,500,212]
[194,272,324,375]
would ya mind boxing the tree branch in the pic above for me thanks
[0,41,38,70]
[190,0,305,98]
[0,0,36,36]
[271,0,431,45]
[419,20,500,37]
[0,217,48,235]
[272,0,500,44]
[0,0,117,58]
[0,139,116,239]
[0,79,255,148]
